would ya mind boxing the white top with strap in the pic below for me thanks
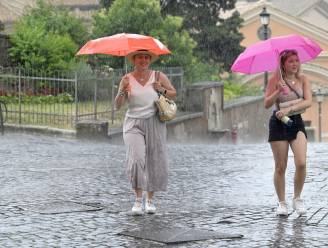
[126,70,158,118]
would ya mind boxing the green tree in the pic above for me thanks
[8,0,87,73]
[93,0,163,37]
[9,23,77,72]
[92,0,197,80]
[21,0,88,46]
[160,0,244,71]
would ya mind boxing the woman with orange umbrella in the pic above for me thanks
[115,50,176,215]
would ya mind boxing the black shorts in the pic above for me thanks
[268,111,307,142]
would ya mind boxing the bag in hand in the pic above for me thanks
[154,71,177,122]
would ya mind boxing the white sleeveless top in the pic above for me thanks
[125,71,158,118]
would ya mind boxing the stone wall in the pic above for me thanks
[105,81,271,143]
[166,112,206,142]
[169,81,271,143]
[222,96,271,143]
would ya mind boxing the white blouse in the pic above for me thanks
[125,71,158,118]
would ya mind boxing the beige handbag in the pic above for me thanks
[154,71,177,122]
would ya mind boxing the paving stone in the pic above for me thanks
[305,207,328,226]
[1,132,328,247]
[120,226,243,244]
[17,201,103,214]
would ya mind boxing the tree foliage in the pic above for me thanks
[9,23,77,72]
[99,0,115,9]
[20,0,88,46]
[8,0,87,72]
[160,0,244,71]
[92,0,197,79]
[93,0,163,37]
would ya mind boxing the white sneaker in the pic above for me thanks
[145,199,156,214]
[131,198,143,215]
[293,197,306,215]
[276,201,288,216]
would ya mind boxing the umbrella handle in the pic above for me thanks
[124,57,128,74]
[275,50,283,82]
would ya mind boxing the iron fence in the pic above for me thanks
[0,67,184,129]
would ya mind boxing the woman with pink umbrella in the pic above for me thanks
[115,50,176,215]
[232,34,322,216]
[264,49,312,216]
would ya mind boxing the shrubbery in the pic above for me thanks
[0,92,74,104]
[7,0,258,98]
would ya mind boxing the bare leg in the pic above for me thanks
[147,191,154,200]
[270,141,289,202]
[134,188,143,199]
[290,132,307,199]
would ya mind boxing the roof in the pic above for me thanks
[234,0,328,31]
[0,0,100,33]
[266,0,318,16]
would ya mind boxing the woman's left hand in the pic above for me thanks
[153,80,164,93]
[275,107,291,119]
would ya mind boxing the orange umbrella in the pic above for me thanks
[76,33,171,56]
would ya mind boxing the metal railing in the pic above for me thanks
[0,100,7,134]
[0,67,184,129]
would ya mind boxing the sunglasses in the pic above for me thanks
[280,49,298,57]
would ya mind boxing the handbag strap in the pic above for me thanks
[276,80,302,110]
[284,80,302,99]
[155,71,162,96]
[155,70,160,82]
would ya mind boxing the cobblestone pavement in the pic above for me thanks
[1,132,328,247]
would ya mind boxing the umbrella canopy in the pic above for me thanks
[76,33,171,56]
[231,34,322,74]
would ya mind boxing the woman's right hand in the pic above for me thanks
[275,109,289,120]
[277,81,286,93]
[119,76,130,92]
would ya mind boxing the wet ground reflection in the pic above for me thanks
[0,132,327,247]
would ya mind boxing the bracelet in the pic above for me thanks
[118,90,126,97]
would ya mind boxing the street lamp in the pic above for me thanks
[259,7,271,91]
[316,89,324,142]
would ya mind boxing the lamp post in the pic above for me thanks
[316,89,324,142]
[259,7,271,91]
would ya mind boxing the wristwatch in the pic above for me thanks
[118,90,126,97]
[162,88,167,95]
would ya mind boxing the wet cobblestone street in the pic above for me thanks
[1,132,328,247]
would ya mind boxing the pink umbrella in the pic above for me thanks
[231,34,322,74]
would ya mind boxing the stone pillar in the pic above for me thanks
[184,81,224,131]
[184,81,224,114]
[180,81,227,140]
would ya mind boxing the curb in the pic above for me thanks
[4,123,76,138]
